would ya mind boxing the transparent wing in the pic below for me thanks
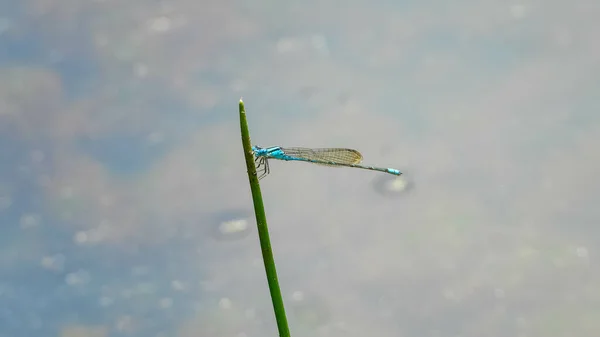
[280,147,363,166]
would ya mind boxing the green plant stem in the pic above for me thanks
[239,99,291,337]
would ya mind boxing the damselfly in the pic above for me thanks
[252,146,402,179]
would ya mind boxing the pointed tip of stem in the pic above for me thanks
[239,98,245,113]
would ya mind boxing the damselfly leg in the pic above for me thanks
[254,156,270,180]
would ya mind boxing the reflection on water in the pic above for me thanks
[288,290,331,328]
[372,174,414,198]
[211,209,253,242]
[1,0,599,336]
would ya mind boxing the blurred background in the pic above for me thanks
[1,0,599,336]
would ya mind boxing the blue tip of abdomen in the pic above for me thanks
[388,168,402,175]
